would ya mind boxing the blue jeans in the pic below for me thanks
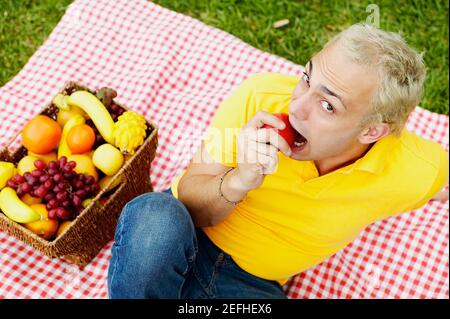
[107,189,287,299]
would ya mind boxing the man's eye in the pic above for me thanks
[302,71,310,87]
[321,100,335,113]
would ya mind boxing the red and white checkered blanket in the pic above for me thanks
[0,0,448,299]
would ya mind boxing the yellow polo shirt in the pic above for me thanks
[171,73,449,285]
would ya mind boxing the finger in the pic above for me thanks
[245,111,286,130]
[254,129,292,157]
[248,143,278,166]
[256,153,278,175]
[251,151,277,170]
[255,141,278,157]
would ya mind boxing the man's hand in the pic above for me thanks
[235,111,292,191]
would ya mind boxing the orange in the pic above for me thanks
[56,220,73,237]
[23,204,59,240]
[22,115,62,154]
[66,124,96,154]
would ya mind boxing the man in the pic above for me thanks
[107,23,449,299]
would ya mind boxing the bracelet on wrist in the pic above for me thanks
[219,167,243,206]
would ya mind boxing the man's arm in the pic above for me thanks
[177,142,250,227]
[177,111,292,228]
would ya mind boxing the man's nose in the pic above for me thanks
[290,95,312,121]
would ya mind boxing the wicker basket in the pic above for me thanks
[0,81,158,268]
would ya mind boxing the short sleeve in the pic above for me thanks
[409,148,449,210]
[203,75,260,166]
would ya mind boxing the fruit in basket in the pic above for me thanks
[56,220,73,237]
[0,187,40,223]
[0,161,16,190]
[6,157,101,221]
[67,91,115,145]
[23,204,59,240]
[67,154,99,181]
[82,198,93,208]
[56,106,88,127]
[52,93,71,111]
[99,175,123,192]
[58,114,86,159]
[28,151,57,165]
[66,124,95,154]
[109,103,126,122]
[20,193,42,205]
[17,155,39,175]
[22,115,62,154]
[113,111,147,155]
[92,144,124,176]
[95,87,117,108]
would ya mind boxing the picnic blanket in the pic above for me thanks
[0,0,448,299]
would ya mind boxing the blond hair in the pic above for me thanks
[325,23,426,135]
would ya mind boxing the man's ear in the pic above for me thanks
[358,123,390,144]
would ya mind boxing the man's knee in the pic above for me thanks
[113,192,195,261]
[108,192,196,298]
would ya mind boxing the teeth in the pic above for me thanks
[294,141,306,147]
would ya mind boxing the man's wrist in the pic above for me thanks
[221,167,250,203]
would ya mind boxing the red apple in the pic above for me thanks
[262,113,296,147]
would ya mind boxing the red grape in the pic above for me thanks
[16,188,24,197]
[31,170,44,177]
[72,195,82,208]
[67,161,77,170]
[20,183,32,193]
[35,186,47,198]
[49,169,60,176]
[74,189,86,198]
[59,156,67,167]
[48,209,57,220]
[43,179,54,190]
[34,160,46,170]
[62,165,72,173]
[56,191,68,201]
[57,182,67,190]
[53,173,63,183]
[73,180,84,190]
[64,172,75,180]
[39,174,50,183]
[50,199,59,208]
[12,174,25,184]
[62,200,71,208]
[85,176,95,186]
[91,184,100,193]
[47,161,58,170]
[56,207,70,220]
[44,193,55,202]
[6,180,17,189]
[23,175,36,186]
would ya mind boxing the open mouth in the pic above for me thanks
[292,130,308,152]
[294,130,307,147]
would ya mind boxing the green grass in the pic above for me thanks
[1,0,448,114]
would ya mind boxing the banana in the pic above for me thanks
[52,93,71,111]
[0,187,40,223]
[58,114,85,159]
[68,91,115,144]
[0,161,16,190]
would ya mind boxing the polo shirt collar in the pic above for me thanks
[340,133,401,175]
